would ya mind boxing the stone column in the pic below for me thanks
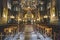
[50,0,58,24]
[2,0,8,24]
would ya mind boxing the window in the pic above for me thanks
[13,6,19,11]
[40,7,43,11]
[7,2,11,9]
[47,2,51,9]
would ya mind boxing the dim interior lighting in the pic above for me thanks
[4,8,5,10]
[28,7,30,9]
[34,20,36,22]
[3,8,7,18]
[9,28,12,33]
[3,14,6,17]
[37,19,39,20]
[18,18,22,21]
[10,15,15,18]
[25,20,27,22]
[53,7,55,10]
[37,18,40,21]
[25,14,27,18]
[44,15,48,18]
[32,1,35,2]
[23,20,25,22]
[32,15,34,18]
[40,1,44,5]
[45,28,52,33]
[52,14,55,17]
[23,1,25,3]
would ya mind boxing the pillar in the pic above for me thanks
[2,0,8,24]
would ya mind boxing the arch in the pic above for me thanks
[24,13,34,19]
